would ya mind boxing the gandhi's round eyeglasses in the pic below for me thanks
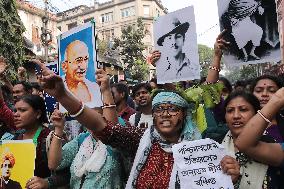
[68,56,89,65]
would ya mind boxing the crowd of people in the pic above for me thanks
[0,31,284,189]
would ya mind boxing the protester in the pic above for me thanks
[149,78,158,90]
[118,80,136,109]
[250,75,284,143]
[12,95,51,181]
[219,77,233,99]
[222,90,275,188]
[47,70,124,189]
[12,81,32,102]
[111,83,136,121]
[30,82,43,97]
[0,86,15,133]
[235,88,284,189]
[129,83,153,128]
[234,80,246,91]
[34,61,240,188]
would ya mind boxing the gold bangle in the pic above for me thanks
[209,66,220,72]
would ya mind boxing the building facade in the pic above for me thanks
[56,0,167,53]
[17,0,60,57]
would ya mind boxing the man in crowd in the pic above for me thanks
[111,83,136,121]
[12,81,32,103]
[129,83,153,128]
[61,40,102,108]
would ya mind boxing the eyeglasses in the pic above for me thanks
[153,105,181,116]
[68,56,89,65]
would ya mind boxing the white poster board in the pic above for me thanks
[172,138,234,189]
[217,0,281,66]
[154,6,200,84]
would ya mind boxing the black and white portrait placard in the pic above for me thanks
[154,6,200,84]
[217,0,281,66]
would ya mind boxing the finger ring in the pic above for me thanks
[29,179,32,182]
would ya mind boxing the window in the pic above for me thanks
[84,17,93,23]
[111,29,114,37]
[143,5,150,16]
[101,12,113,23]
[121,7,135,18]
[67,22,77,30]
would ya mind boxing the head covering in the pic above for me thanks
[157,18,189,46]
[228,0,260,20]
[126,91,201,189]
[1,150,15,168]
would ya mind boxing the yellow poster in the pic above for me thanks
[0,140,35,189]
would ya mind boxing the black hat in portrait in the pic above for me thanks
[157,18,190,46]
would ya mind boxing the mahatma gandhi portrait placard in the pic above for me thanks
[218,0,281,66]
[154,6,200,84]
[58,22,102,113]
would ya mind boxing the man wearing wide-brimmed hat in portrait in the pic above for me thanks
[157,18,198,80]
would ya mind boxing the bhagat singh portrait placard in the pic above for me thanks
[154,6,200,84]
[58,22,103,113]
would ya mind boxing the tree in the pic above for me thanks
[198,44,215,77]
[224,65,259,83]
[129,59,149,82]
[0,0,25,80]
[113,17,148,81]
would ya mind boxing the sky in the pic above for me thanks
[43,0,220,47]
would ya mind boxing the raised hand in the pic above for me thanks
[96,68,110,93]
[269,87,284,110]
[18,66,27,81]
[0,56,7,76]
[51,109,65,132]
[149,50,161,67]
[214,30,230,58]
[32,59,66,99]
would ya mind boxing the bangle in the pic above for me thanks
[103,102,116,106]
[209,66,220,72]
[257,110,272,124]
[69,102,85,118]
[204,80,219,85]
[53,132,64,140]
[102,104,116,109]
